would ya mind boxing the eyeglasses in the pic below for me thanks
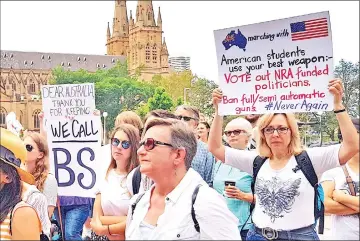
[224,129,247,137]
[25,144,34,152]
[111,138,131,149]
[177,115,198,122]
[139,138,173,151]
[263,127,290,135]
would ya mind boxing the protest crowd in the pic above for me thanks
[1,76,359,241]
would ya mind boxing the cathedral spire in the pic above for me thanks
[157,7,162,28]
[113,0,129,37]
[107,22,111,40]
[136,0,156,26]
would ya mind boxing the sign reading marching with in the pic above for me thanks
[41,83,101,198]
[214,11,334,115]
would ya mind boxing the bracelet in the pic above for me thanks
[334,108,346,114]
[107,225,112,235]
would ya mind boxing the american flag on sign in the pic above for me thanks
[290,17,328,41]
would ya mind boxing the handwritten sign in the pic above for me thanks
[42,83,101,198]
[214,11,334,115]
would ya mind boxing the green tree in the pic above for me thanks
[50,61,155,131]
[147,87,174,111]
[334,59,359,117]
[151,71,194,101]
[188,78,218,118]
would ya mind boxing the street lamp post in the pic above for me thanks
[102,112,108,145]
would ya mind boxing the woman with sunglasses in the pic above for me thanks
[212,117,254,240]
[23,132,58,219]
[91,124,140,240]
[208,78,359,240]
[126,118,240,240]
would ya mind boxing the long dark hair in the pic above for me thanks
[0,160,23,223]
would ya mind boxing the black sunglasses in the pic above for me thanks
[224,129,247,137]
[177,115,198,122]
[25,144,34,152]
[111,138,131,149]
[139,138,173,151]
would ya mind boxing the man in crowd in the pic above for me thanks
[175,105,215,186]
[244,114,261,150]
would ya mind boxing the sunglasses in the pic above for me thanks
[177,115,198,122]
[224,129,247,137]
[111,138,131,149]
[25,144,34,152]
[139,138,173,151]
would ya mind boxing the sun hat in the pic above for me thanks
[0,127,35,184]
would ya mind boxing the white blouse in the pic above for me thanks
[98,169,131,216]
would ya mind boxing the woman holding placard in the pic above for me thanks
[90,124,139,240]
[208,78,359,240]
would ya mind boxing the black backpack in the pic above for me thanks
[131,184,202,232]
[249,151,325,234]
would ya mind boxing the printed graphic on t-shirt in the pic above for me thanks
[256,177,301,222]
[339,180,359,218]
[339,180,360,196]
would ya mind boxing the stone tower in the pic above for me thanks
[106,0,129,56]
[106,0,169,80]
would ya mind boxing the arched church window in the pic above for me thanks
[0,107,6,127]
[33,109,41,129]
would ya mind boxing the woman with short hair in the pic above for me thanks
[208,79,359,240]
[126,118,240,240]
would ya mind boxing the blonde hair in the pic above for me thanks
[106,124,140,179]
[257,113,303,158]
[115,111,143,132]
[24,132,49,192]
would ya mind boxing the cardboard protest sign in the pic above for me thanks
[6,112,23,137]
[214,11,334,115]
[42,83,101,198]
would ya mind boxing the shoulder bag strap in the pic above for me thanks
[56,198,64,240]
[342,165,356,196]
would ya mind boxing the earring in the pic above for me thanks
[174,168,177,177]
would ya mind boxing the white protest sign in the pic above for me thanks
[214,11,334,115]
[42,83,101,198]
[6,112,23,137]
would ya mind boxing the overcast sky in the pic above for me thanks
[1,1,359,82]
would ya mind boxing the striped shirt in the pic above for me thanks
[0,212,11,240]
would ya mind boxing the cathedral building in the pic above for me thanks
[106,0,169,80]
[0,0,170,131]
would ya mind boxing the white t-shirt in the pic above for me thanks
[98,169,131,216]
[225,144,341,230]
[320,164,359,240]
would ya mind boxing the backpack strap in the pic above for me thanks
[294,150,325,234]
[191,184,202,233]
[131,192,146,217]
[250,156,267,212]
[342,165,356,196]
[132,166,142,195]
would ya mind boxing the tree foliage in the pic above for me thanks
[188,78,218,118]
[50,61,155,131]
[150,71,193,101]
[147,87,174,111]
[334,59,359,117]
